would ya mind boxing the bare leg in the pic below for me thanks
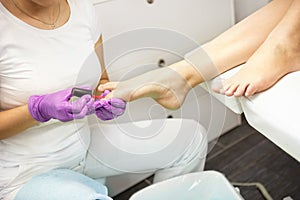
[99,0,292,109]
[220,0,300,97]
[202,0,293,76]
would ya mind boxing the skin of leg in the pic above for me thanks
[222,0,300,97]
[98,0,292,109]
[98,62,195,110]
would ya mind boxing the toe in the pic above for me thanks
[212,79,226,94]
[234,83,249,97]
[225,83,239,96]
[245,84,257,97]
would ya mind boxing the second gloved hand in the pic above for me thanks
[93,90,126,121]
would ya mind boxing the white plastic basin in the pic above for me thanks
[129,171,244,200]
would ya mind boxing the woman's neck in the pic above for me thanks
[11,0,60,24]
[1,0,70,30]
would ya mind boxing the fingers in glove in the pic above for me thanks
[72,105,90,119]
[101,90,111,97]
[93,100,105,110]
[72,96,95,119]
[110,107,125,116]
[101,101,125,117]
[96,107,114,121]
[107,98,126,109]
[68,94,92,114]
[85,97,96,115]
[60,88,74,101]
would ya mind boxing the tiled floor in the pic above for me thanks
[113,115,300,200]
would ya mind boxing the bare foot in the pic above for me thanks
[216,36,300,97]
[98,62,195,110]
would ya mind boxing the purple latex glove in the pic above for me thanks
[28,88,94,122]
[94,90,126,121]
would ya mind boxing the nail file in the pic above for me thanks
[71,87,105,100]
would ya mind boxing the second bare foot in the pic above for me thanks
[215,36,300,97]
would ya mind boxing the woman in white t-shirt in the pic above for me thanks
[0,0,125,199]
[0,0,207,199]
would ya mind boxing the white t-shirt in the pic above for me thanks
[0,0,102,198]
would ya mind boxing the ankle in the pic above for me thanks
[170,60,203,88]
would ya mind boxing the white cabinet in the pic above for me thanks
[93,0,235,42]
[92,0,241,196]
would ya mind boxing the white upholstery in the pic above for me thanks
[202,66,300,162]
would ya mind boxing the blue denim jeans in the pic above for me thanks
[14,169,113,200]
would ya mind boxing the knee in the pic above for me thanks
[178,131,208,170]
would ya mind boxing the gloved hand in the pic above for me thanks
[28,88,94,122]
[94,90,126,121]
